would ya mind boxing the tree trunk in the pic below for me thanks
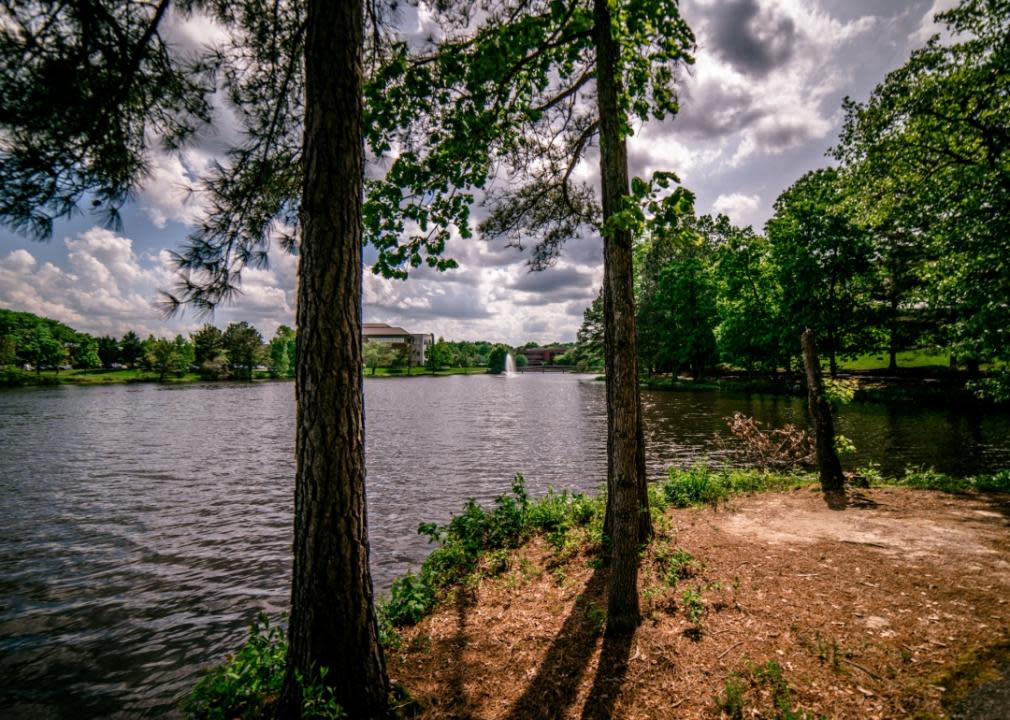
[277,1,389,717]
[800,330,845,494]
[594,0,649,636]
[888,293,899,372]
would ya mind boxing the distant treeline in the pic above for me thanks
[1,307,552,381]
[0,308,294,381]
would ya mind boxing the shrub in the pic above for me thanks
[381,474,605,630]
[721,413,815,470]
[185,615,347,719]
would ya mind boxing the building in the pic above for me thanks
[521,346,567,366]
[362,323,433,365]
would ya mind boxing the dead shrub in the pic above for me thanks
[720,412,815,470]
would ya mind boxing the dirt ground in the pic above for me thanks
[388,487,1010,719]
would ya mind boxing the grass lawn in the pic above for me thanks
[365,366,488,377]
[836,349,950,371]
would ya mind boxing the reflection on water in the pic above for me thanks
[1,375,1008,717]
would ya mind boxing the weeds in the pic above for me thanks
[896,467,1010,494]
[654,543,700,587]
[714,659,825,720]
[662,465,813,508]
[681,588,705,626]
[378,474,605,634]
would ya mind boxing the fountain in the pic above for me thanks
[505,353,517,376]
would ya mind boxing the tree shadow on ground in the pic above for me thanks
[503,567,613,720]
[437,586,478,719]
[579,629,635,720]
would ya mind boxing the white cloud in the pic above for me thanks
[911,0,958,44]
[0,228,297,339]
[712,193,762,226]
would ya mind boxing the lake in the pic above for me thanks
[2,374,1009,717]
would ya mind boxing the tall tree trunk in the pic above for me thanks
[277,1,389,717]
[594,0,649,636]
[888,293,899,372]
[800,330,845,494]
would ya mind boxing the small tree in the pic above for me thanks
[222,321,263,380]
[119,331,144,369]
[488,346,509,375]
[362,341,393,376]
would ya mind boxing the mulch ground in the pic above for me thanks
[387,487,1010,719]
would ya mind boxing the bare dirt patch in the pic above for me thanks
[389,488,1010,719]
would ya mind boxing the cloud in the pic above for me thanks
[707,0,798,77]
[676,0,876,165]
[0,227,296,338]
[911,0,958,43]
[712,193,762,226]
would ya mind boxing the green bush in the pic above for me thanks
[185,614,287,719]
[379,474,604,631]
[185,615,347,719]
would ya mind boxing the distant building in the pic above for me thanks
[521,346,567,366]
[363,323,433,365]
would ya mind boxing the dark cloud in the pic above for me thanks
[675,83,767,140]
[510,285,595,306]
[707,0,797,77]
[753,118,822,151]
[507,265,595,294]
[565,300,590,317]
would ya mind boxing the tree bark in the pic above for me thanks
[594,0,649,636]
[800,329,845,494]
[277,1,389,717]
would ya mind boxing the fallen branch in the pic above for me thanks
[842,658,883,681]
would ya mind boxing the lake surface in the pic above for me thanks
[2,374,1009,718]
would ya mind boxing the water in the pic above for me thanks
[1,375,1009,718]
[504,353,517,375]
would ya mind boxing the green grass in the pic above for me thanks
[661,466,815,508]
[889,466,1010,494]
[364,366,487,377]
[837,349,950,371]
[1,367,211,386]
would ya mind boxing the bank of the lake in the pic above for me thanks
[3,374,1010,717]
[0,365,490,387]
[641,369,1007,409]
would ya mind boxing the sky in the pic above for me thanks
[0,0,956,344]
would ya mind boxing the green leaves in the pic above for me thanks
[365,0,695,276]
[833,0,1010,363]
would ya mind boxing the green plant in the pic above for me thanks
[582,600,607,636]
[681,588,705,626]
[751,660,823,720]
[297,667,348,719]
[655,544,699,587]
[377,475,608,630]
[715,675,746,720]
[185,613,287,719]
[662,465,812,508]
[381,572,435,627]
[834,434,856,457]
[185,614,347,719]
